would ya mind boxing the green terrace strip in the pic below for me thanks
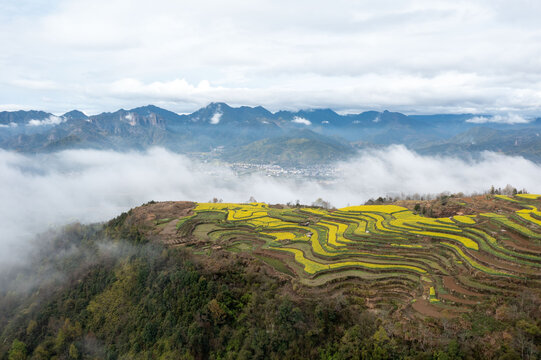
[464,228,541,265]
[439,242,512,277]
[175,215,196,229]
[481,213,541,239]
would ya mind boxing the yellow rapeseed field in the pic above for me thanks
[515,194,541,199]
[191,199,535,280]
[453,215,476,224]
[339,205,409,213]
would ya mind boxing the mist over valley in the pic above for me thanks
[2,145,541,268]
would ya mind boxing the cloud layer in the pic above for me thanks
[1,0,541,114]
[292,117,312,125]
[466,114,530,124]
[2,146,541,268]
[27,115,65,126]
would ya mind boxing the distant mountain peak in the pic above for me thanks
[130,104,165,113]
[206,102,231,110]
[63,110,88,120]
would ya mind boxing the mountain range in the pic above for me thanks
[1,102,541,165]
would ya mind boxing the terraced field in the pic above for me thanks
[148,195,541,317]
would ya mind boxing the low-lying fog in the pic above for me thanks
[2,145,541,267]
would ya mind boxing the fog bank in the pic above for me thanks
[1,146,541,267]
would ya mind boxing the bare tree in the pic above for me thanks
[312,198,333,209]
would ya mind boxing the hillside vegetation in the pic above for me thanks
[223,137,354,166]
[1,195,540,359]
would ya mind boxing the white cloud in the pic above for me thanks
[109,78,216,99]
[292,116,311,125]
[466,114,531,124]
[27,115,65,126]
[12,79,58,90]
[2,146,541,268]
[0,122,17,128]
[335,145,541,197]
[0,1,541,114]
[124,112,136,126]
[210,111,222,124]
[82,71,541,115]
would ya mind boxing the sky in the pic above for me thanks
[1,0,541,115]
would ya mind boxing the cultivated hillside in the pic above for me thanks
[0,196,540,358]
[125,194,541,317]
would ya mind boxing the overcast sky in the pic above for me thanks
[1,0,541,115]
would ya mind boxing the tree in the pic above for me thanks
[8,340,27,360]
[338,325,364,359]
[369,326,395,360]
[502,184,516,196]
[312,198,332,209]
[208,299,227,324]
[69,343,80,359]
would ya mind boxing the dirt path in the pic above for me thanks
[160,219,182,245]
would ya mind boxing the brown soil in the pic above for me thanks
[127,201,195,224]
[124,201,196,243]
[501,239,541,254]
[503,231,541,253]
[464,248,532,274]
[442,276,483,297]
[440,294,479,305]
[411,298,448,318]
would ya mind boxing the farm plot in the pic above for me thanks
[170,195,541,316]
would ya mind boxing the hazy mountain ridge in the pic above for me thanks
[418,126,541,161]
[1,103,541,165]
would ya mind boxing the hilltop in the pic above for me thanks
[1,194,540,359]
[122,194,541,315]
